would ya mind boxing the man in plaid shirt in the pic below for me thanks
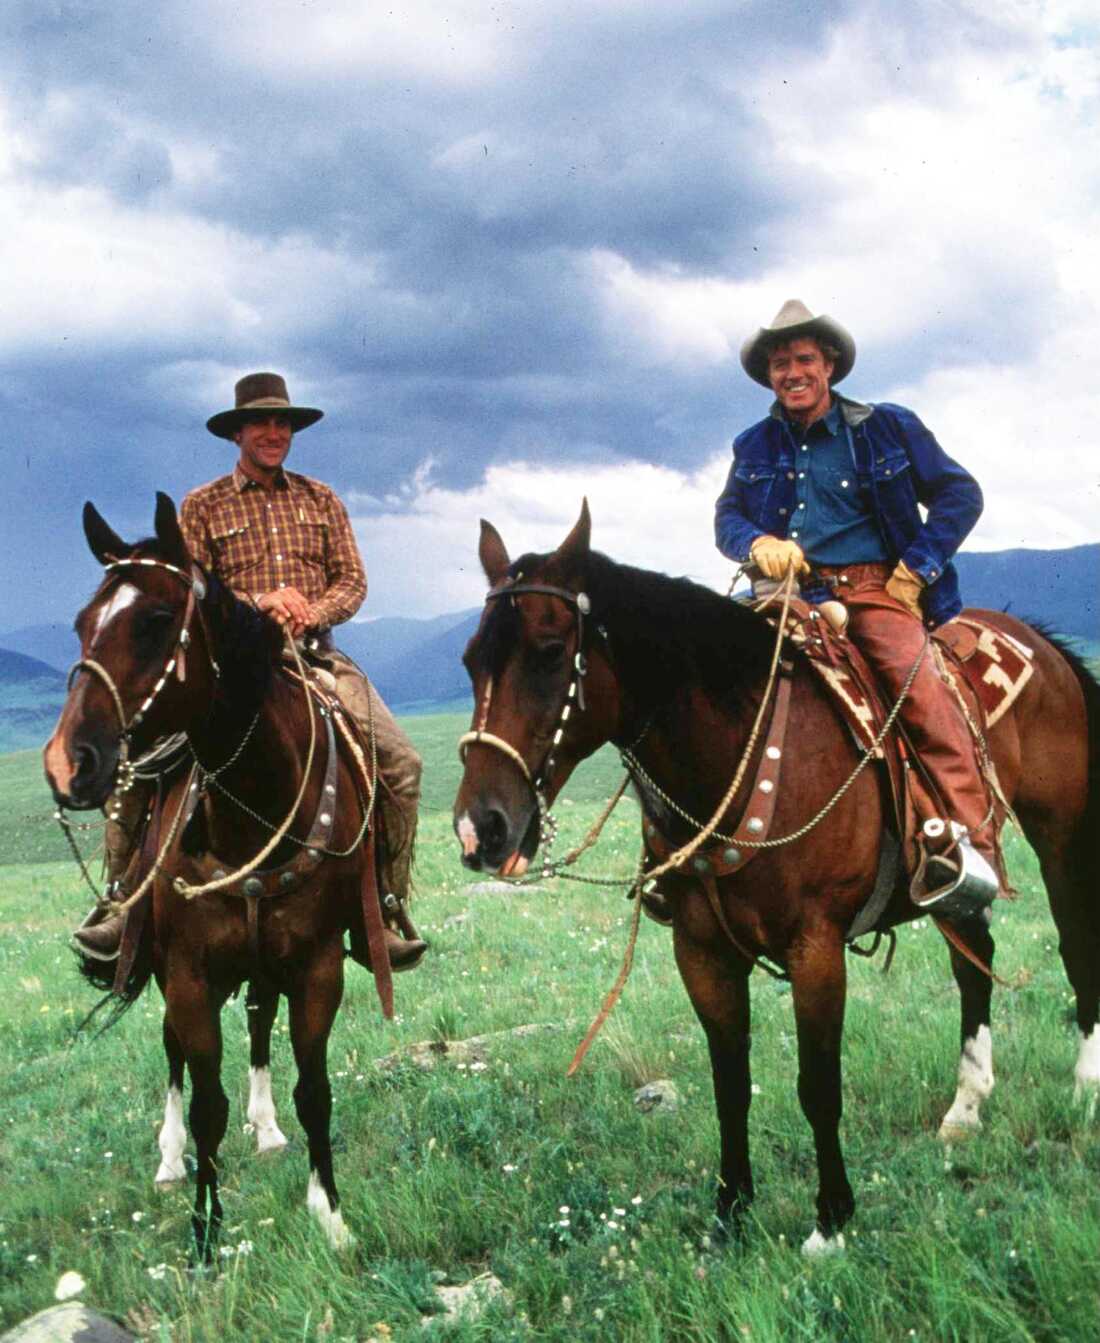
[75,373,426,971]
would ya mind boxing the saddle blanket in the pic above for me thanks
[783,610,1035,755]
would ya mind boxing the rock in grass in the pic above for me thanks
[423,1273,509,1327]
[634,1079,682,1115]
[0,1302,135,1342]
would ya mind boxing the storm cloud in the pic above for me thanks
[1,0,1097,627]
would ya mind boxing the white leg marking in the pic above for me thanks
[802,1228,846,1257]
[247,1066,288,1155]
[456,812,478,858]
[92,583,140,639]
[1074,1026,1100,1103]
[306,1170,353,1249]
[939,1024,994,1141]
[155,1086,187,1185]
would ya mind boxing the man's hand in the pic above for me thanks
[257,586,313,639]
[884,560,925,620]
[750,535,810,581]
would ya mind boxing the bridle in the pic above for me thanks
[68,557,219,792]
[457,576,594,848]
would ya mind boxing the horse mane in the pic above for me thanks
[497,547,776,714]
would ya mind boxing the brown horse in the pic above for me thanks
[453,502,1100,1252]
[44,494,389,1256]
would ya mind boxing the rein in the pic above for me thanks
[58,556,350,913]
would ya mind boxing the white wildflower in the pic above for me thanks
[55,1271,85,1300]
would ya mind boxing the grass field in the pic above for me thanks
[2,714,1098,1341]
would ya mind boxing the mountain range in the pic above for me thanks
[3,543,1095,753]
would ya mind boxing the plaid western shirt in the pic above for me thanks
[179,465,367,629]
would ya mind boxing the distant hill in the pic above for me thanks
[2,544,1094,743]
[954,545,1097,642]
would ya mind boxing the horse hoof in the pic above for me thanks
[255,1129,289,1156]
[801,1228,846,1258]
[154,1164,187,1188]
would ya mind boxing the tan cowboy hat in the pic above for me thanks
[206,372,324,439]
[740,299,856,388]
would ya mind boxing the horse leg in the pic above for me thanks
[789,930,854,1254]
[246,978,288,1155]
[288,941,352,1249]
[1043,851,1100,1104]
[155,1015,188,1186]
[673,928,754,1233]
[938,919,995,1141]
[166,976,229,1261]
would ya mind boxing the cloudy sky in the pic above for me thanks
[2,0,1097,631]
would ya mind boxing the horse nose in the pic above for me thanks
[73,742,101,792]
[457,806,511,871]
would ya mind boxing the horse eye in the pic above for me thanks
[532,640,567,672]
[132,607,175,650]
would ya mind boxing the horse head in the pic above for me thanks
[43,493,211,809]
[453,500,622,875]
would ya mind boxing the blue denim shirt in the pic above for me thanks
[713,395,983,627]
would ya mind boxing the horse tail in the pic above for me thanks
[74,914,155,1036]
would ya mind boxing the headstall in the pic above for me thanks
[457,577,594,849]
[68,557,219,793]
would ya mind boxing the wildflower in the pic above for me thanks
[594,1308,605,1322]
[561,1296,573,1315]
[630,1195,642,1206]
[147,1264,168,1281]
[502,1164,518,1174]
[236,1240,253,1256]
[559,1205,570,1215]
[613,1207,626,1217]
[131,1212,144,1224]
[55,1271,86,1301]
[26,1254,38,1263]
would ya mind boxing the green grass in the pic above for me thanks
[1,738,1098,1340]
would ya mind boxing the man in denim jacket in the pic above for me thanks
[714,300,1000,913]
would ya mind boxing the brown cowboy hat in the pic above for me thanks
[206,372,324,440]
[740,299,856,388]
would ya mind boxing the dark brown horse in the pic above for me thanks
[453,502,1099,1252]
[44,494,389,1256]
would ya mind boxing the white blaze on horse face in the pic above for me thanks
[92,582,140,641]
[1074,1025,1100,1101]
[154,1086,187,1185]
[938,1025,994,1140]
[456,812,479,858]
[307,1170,354,1249]
[247,1066,288,1154]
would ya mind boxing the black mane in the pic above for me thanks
[583,551,776,710]
[479,547,776,717]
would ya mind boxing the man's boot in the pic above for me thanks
[73,904,126,960]
[381,892,427,971]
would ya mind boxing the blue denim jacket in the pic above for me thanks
[713,396,983,627]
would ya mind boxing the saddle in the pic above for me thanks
[640,599,1031,945]
[779,600,1030,927]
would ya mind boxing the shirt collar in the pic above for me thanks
[233,463,289,492]
[770,397,843,438]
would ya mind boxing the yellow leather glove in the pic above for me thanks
[885,559,925,619]
[750,535,809,581]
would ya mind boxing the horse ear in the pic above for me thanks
[478,519,511,585]
[154,492,191,567]
[554,498,591,569]
[83,502,127,565]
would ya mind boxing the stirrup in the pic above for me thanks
[912,821,999,921]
